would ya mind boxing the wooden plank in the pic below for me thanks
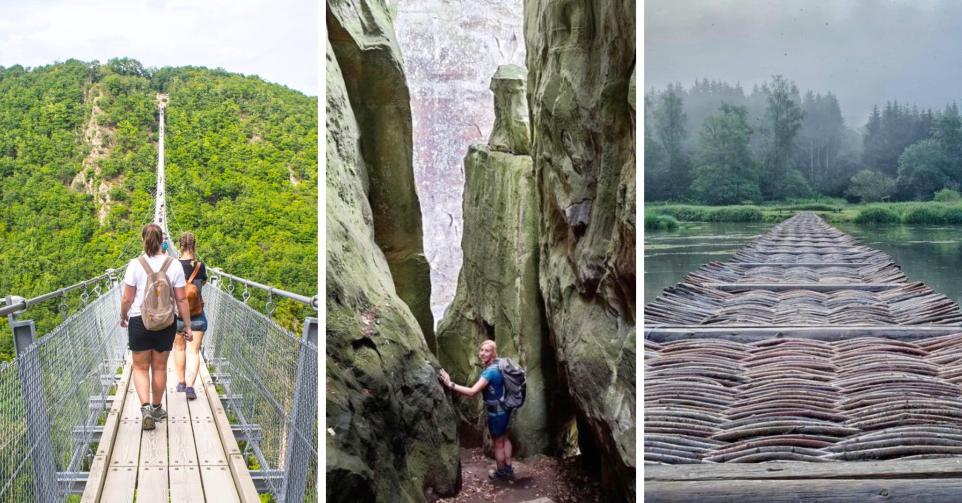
[99,466,138,503]
[645,325,962,342]
[110,419,143,467]
[645,457,962,482]
[201,359,259,502]
[731,262,878,267]
[110,368,145,468]
[167,359,190,421]
[122,382,144,420]
[135,465,169,503]
[169,465,206,503]
[189,378,228,466]
[707,282,904,292]
[168,419,200,466]
[645,478,962,503]
[81,354,132,503]
[200,465,242,503]
[748,242,860,248]
[138,391,167,467]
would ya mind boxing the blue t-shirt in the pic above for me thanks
[481,363,504,413]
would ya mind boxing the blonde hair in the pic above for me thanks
[480,339,497,355]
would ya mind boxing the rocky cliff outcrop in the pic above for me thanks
[326,1,460,501]
[436,65,555,456]
[525,0,637,501]
[328,0,435,347]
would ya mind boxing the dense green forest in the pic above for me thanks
[0,58,317,361]
[645,76,962,205]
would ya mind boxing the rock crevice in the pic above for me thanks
[325,1,460,501]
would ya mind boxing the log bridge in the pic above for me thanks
[644,212,962,502]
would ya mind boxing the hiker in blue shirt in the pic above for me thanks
[439,339,514,480]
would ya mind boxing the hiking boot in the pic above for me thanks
[185,387,197,401]
[487,468,511,480]
[151,405,167,421]
[141,405,155,431]
[176,382,187,392]
[503,465,515,478]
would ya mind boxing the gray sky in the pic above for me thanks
[0,0,317,96]
[645,0,962,128]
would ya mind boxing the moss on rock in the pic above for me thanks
[525,0,636,500]
[325,2,459,500]
[436,140,554,456]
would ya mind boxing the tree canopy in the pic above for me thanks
[646,75,962,205]
[0,59,318,361]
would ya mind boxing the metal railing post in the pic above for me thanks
[6,296,59,502]
[281,316,317,503]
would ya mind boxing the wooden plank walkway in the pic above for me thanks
[81,354,258,502]
[644,212,962,502]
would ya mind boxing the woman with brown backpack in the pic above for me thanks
[120,223,192,431]
[173,232,208,401]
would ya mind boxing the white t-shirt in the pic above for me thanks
[123,254,187,317]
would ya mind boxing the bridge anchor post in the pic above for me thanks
[6,297,60,501]
[281,316,317,503]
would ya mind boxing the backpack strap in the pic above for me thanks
[159,256,173,273]
[138,256,155,275]
[187,261,202,283]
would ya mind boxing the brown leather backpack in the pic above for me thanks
[186,261,204,317]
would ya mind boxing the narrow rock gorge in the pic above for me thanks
[325,1,459,501]
[525,0,637,500]
[436,65,558,457]
[326,0,635,501]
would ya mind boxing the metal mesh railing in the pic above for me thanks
[0,275,126,501]
[203,273,317,503]
[1,265,316,502]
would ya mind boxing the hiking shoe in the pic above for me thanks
[487,468,511,480]
[176,382,187,392]
[151,405,167,421]
[185,387,197,401]
[141,405,155,431]
[504,465,515,478]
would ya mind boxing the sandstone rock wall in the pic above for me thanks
[436,65,557,457]
[329,0,435,347]
[436,144,552,455]
[525,0,637,500]
[325,1,460,501]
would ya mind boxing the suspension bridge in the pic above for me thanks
[0,95,318,502]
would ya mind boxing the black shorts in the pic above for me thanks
[127,316,176,352]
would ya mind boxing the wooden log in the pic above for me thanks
[645,478,962,503]
[708,283,905,292]
[645,326,962,343]
[645,456,962,481]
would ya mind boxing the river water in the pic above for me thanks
[644,221,962,306]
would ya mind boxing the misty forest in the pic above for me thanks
[645,76,962,206]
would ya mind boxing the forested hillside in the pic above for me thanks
[646,76,962,205]
[0,58,317,360]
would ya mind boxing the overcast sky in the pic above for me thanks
[0,0,317,96]
[645,0,962,128]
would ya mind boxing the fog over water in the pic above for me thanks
[645,0,962,127]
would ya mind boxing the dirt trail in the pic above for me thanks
[435,448,604,503]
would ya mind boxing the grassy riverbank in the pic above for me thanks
[646,200,962,226]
